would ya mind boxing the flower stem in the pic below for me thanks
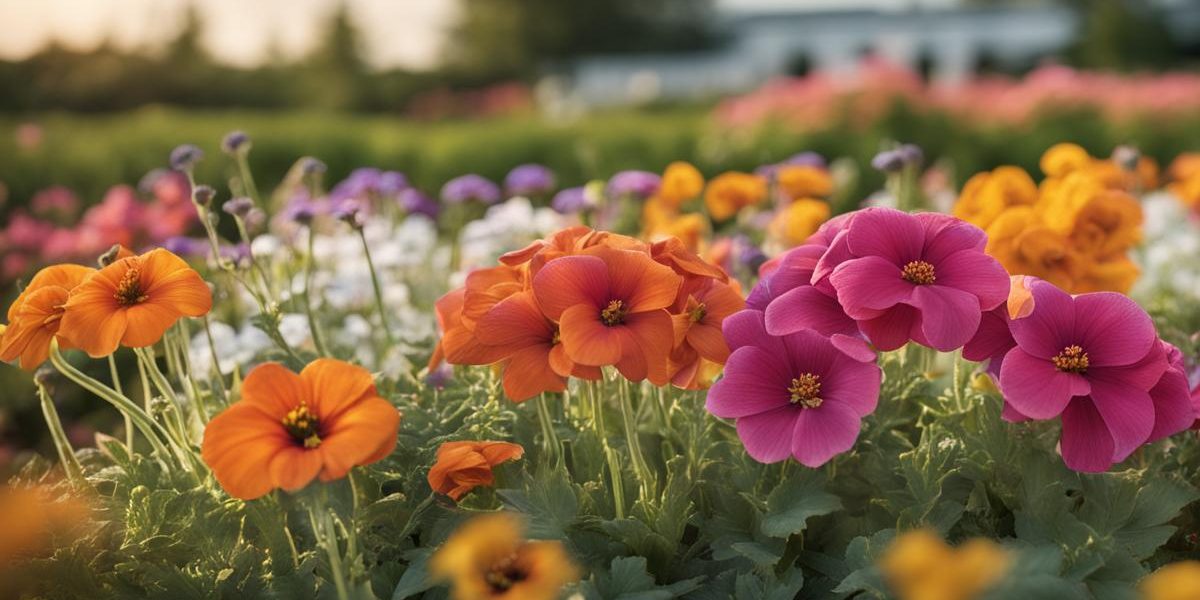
[201,315,230,406]
[107,354,135,448]
[590,379,625,519]
[535,393,562,467]
[306,498,352,600]
[34,379,87,488]
[357,227,395,346]
[302,227,332,357]
[618,378,653,503]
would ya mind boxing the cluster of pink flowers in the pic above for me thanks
[0,171,195,284]
[708,207,1197,472]
[717,59,1200,130]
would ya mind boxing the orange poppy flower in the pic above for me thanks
[432,512,579,600]
[533,246,681,385]
[704,172,767,222]
[472,291,600,401]
[201,359,400,500]
[671,277,744,365]
[427,441,524,500]
[0,264,94,369]
[59,248,212,357]
[651,237,728,283]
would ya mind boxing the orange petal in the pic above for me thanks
[300,358,377,422]
[686,322,730,364]
[268,446,324,492]
[558,304,623,366]
[319,395,401,481]
[624,309,674,385]
[121,301,182,348]
[502,345,566,402]
[201,404,292,500]
[586,246,681,313]
[474,291,553,347]
[531,255,609,320]
[241,362,311,418]
[60,277,127,358]
[478,442,524,466]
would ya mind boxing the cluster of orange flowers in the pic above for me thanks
[1167,152,1200,213]
[640,161,832,253]
[953,143,1151,294]
[430,227,745,399]
[0,247,212,369]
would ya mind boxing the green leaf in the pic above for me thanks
[391,549,434,600]
[760,470,842,539]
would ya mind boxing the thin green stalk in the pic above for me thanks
[201,315,230,406]
[535,393,562,466]
[356,227,395,345]
[590,380,625,519]
[307,500,351,600]
[618,378,653,502]
[108,354,134,448]
[235,152,263,208]
[49,346,173,463]
[35,380,86,488]
[302,227,332,357]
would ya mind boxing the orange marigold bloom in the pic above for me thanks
[432,512,579,600]
[533,246,681,385]
[704,171,767,222]
[428,441,524,500]
[880,529,1008,600]
[0,264,94,369]
[952,166,1038,230]
[775,165,833,200]
[59,248,212,357]
[1039,142,1092,178]
[985,207,1083,291]
[201,359,400,500]
[768,198,830,247]
[1142,561,1200,600]
[658,161,704,208]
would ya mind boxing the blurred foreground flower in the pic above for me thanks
[1141,561,1200,600]
[432,512,578,600]
[880,529,1008,600]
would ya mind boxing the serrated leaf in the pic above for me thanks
[760,470,841,539]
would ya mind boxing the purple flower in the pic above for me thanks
[706,309,880,467]
[504,164,556,197]
[170,144,203,171]
[331,198,365,228]
[441,174,501,205]
[997,279,1191,472]
[221,130,250,154]
[783,151,827,169]
[606,170,661,199]
[822,208,1009,351]
[222,196,254,218]
[399,188,440,219]
[161,236,209,257]
[378,171,409,195]
[283,194,322,225]
[551,186,590,214]
[897,144,924,167]
[871,149,905,173]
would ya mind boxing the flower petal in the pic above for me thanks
[1008,280,1075,360]
[241,362,311,419]
[1087,377,1154,463]
[857,305,919,352]
[502,344,565,402]
[268,446,324,492]
[791,400,862,467]
[736,405,802,463]
[706,346,792,418]
[1060,398,1116,473]
[1073,292,1156,368]
[558,304,623,366]
[765,285,859,337]
[933,249,1009,311]
[1147,368,1196,442]
[830,256,915,318]
[319,394,401,480]
[532,255,609,320]
[301,358,377,422]
[998,348,1089,419]
[910,285,981,352]
[822,355,882,416]
[473,291,553,347]
[844,207,924,265]
[723,309,783,354]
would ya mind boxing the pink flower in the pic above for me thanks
[963,275,1036,379]
[825,208,1009,351]
[706,309,880,467]
[997,279,1192,472]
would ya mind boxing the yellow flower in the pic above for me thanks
[952,166,1038,230]
[1064,190,1142,258]
[880,529,1008,600]
[658,161,704,208]
[768,198,830,247]
[704,172,767,222]
[432,512,579,600]
[641,196,708,252]
[775,165,833,201]
[1073,256,1140,294]
[985,207,1082,291]
[0,485,90,565]
[1040,143,1092,178]
[1141,561,1200,600]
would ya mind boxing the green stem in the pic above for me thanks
[307,499,351,600]
[108,354,134,449]
[302,227,332,357]
[356,227,395,345]
[202,316,230,406]
[618,378,653,502]
[535,393,562,466]
[35,380,87,488]
[590,379,625,519]
[49,346,174,463]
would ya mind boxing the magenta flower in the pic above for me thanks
[706,309,880,467]
[826,207,1009,351]
[997,279,1190,472]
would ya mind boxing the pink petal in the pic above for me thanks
[812,229,853,287]
[830,334,876,363]
[1009,279,1075,360]
[707,347,792,419]
[737,406,802,463]
[1060,398,1116,473]
[934,249,1010,311]
[722,309,784,355]
[830,256,915,319]
[1087,378,1155,463]
[1001,401,1031,423]
[1148,367,1196,442]
[999,348,1089,419]
[791,400,862,467]
[910,285,982,351]
[822,355,882,416]
[1073,292,1156,368]
[920,215,986,264]
[780,328,840,378]
[858,305,919,351]
[845,207,924,265]
[963,308,1013,363]
[765,285,858,337]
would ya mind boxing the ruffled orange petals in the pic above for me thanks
[431,512,578,600]
[428,441,524,500]
[60,248,211,357]
[201,359,400,500]
[0,264,94,370]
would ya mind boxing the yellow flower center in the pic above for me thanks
[600,299,627,326]
[484,554,526,593]
[689,302,707,323]
[114,267,149,306]
[1052,345,1089,374]
[551,327,561,345]
[901,260,936,285]
[281,403,322,448]
[788,373,823,408]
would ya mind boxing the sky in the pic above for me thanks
[0,0,955,69]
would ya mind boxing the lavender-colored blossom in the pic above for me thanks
[221,130,250,154]
[162,236,210,257]
[897,144,924,167]
[169,144,204,171]
[222,196,254,218]
[441,174,501,205]
[397,188,440,219]
[551,186,590,214]
[783,151,827,169]
[378,171,410,195]
[606,170,660,199]
[504,164,556,197]
[283,194,322,225]
[706,309,880,467]
[870,149,905,173]
[332,198,366,228]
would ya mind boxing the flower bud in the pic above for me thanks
[97,244,124,267]
[871,149,905,173]
[193,184,216,207]
[170,144,204,171]
[222,196,254,218]
[221,130,251,155]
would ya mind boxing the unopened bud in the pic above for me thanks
[170,144,203,172]
[98,244,123,267]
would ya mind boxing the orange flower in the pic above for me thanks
[704,172,767,221]
[1039,143,1092,178]
[472,291,600,401]
[0,264,94,369]
[952,166,1038,230]
[201,359,400,500]
[59,248,212,357]
[432,512,579,600]
[671,277,744,366]
[775,165,833,200]
[658,161,704,208]
[428,441,524,500]
[768,198,830,247]
[533,246,681,385]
